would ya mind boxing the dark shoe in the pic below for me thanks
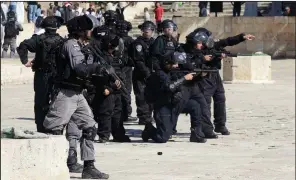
[190,128,207,143]
[126,115,138,122]
[204,132,218,139]
[82,161,109,179]
[141,123,154,142]
[142,126,150,142]
[113,135,131,142]
[67,149,83,173]
[215,126,230,135]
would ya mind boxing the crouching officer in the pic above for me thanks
[17,16,64,133]
[196,28,255,135]
[130,21,156,125]
[116,19,138,122]
[179,30,220,139]
[142,52,196,143]
[149,19,180,71]
[42,15,109,179]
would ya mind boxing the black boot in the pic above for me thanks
[204,131,218,139]
[215,126,230,135]
[113,135,131,142]
[141,124,151,142]
[82,160,109,179]
[67,149,83,173]
[190,127,207,143]
[141,123,156,142]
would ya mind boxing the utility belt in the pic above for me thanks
[55,81,84,93]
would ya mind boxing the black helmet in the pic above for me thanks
[116,20,132,34]
[66,15,93,34]
[103,10,118,24]
[186,30,214,48]
[161,19,177,31]
[40,16,64,30]
[194,27,212,37]
[138,21,156,31]
[173,52,187,65]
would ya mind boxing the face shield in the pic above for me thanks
[163,22,175,36]
[193,32,215,49]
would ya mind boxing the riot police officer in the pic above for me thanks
[174,31,219,139]
[102,10,118,34]
[149,19,180,71]
[142,52,197,143]
[65,14,101,173]
[115,19,138,122]
[90,27,131,143]
[130,21,156,125]
[42,15,109,179]
[17,16,64,133]
[195,28,255,135]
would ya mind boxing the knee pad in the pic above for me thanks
[82,125,97,141]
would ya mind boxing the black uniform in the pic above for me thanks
[17,16,64,133]
[88,33,130,143]
[116,20,135,121]
[143,70,185,143]
[131,36,155,124]
[200,33,246,134]
[179,47,218,138]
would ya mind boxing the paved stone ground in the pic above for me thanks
[1,60,295,180]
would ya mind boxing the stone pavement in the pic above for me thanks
[1,60,295,180]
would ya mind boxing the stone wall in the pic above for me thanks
[174,16,296,59]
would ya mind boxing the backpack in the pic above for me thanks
[33,34,65,75]
[4,20,18,37]
[35,16,44,28]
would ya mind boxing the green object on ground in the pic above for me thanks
[1,127,49,139]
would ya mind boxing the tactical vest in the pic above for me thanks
[33,34,65,75]
[162,35,177,56]
[134,36,154,66]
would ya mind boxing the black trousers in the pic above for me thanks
[150,104,177,143]
[34,71,53,133]
[92,93,125,140]
[198,73,226,128]
[174,85,213,135]
[122,67,133,116]
[132,71,153,122]
[233,7,241,16]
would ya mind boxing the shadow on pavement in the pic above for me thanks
[15,117,34,121]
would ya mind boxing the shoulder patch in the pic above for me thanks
[136,44,142,52]
[214,39,220,42]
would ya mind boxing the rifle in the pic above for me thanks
[172,68,219,75]
[85,43,130,100]
[206,48,238,58]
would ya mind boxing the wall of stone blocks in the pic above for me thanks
[174,16,296,59]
